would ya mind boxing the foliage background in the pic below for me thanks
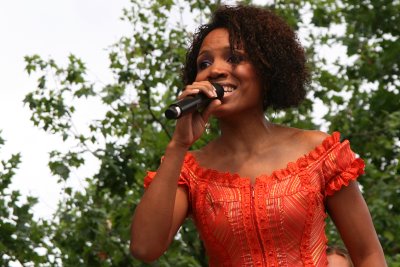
[1,0,399,266]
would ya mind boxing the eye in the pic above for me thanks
[228,52,246,65]
[197,60,212,70]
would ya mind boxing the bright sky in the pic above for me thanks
[0,0,131,219]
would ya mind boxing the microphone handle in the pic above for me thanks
[165,94,214,119]
[165,83,224,120]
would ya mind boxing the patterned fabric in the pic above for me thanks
[144,132,365,266]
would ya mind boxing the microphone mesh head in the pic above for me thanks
[165,105,181,119]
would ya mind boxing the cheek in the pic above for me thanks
[194,71,206,82]
[235,64,259,82]
[236,67,262,92]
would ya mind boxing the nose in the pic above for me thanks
[208,60,229,80]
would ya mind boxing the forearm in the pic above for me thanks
[130,141,188,259]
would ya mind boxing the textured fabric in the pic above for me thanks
[144,132,365,266]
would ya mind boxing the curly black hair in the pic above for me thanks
[182,4,309,110]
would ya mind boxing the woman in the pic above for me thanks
[130,4,386,266]
[327,246,353,267]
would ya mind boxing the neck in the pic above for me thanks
[215,112,275,155]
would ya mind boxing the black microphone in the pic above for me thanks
[164,83,224,119]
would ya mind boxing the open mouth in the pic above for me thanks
[222,85,237,96]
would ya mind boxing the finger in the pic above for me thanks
[189,82,217,98]
[178,88,200,100]
[201,99,221,122]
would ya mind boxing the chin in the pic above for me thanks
[212,106,241,119]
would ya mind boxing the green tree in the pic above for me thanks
[0,131,53,265]
[307,1,400,265]
[20,0,399,266]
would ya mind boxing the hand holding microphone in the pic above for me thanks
[165,83,224,119]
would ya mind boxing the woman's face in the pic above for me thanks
[194,28,263,117]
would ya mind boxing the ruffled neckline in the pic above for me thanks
[184,131,343,186]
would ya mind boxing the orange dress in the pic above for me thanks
[144,132,365,266]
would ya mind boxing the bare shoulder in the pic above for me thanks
[294,129,330,151]
[272,125,330,153]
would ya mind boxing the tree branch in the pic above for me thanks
[143,84,172,139]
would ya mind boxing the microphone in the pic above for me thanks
[164,83,224,119]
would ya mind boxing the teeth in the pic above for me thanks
[223,86,235,92]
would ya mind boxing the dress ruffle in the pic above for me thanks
[325,158,365,196]
[184,131,343,184]
[143,170,190,189]
[143,131,364,197]
[143,132,351,187]
[143,171,156,188]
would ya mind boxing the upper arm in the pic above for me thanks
[167,186,190,244]
[326,181,386,266]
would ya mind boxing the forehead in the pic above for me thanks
[200,28,230,51]
[199,28,245,56]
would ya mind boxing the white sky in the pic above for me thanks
[0,0,131,219]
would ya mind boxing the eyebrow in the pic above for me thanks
[197,46,232,58]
